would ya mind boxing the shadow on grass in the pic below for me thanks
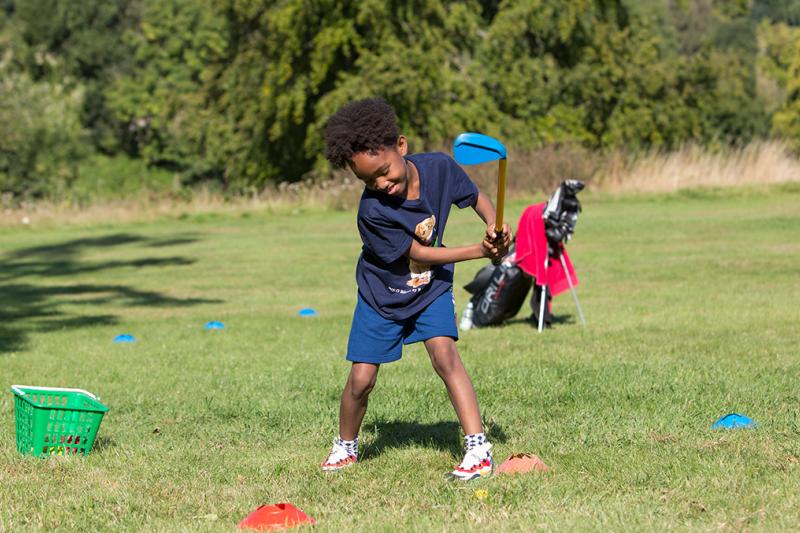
[362,418,508,461]
[92,435,116,453]
[504,313,575,328]
[0,233,199,281]
[0,232,219,354]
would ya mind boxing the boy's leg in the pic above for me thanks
[423,336,482,435]
[424,336,493,480]
[324,290,402,472]
[322,363,380,472]
[339,362,380,440]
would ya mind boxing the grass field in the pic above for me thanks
[1,184,799,531]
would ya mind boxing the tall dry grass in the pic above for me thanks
[0,178,365,229]
[464,143,601,197]
[597,141,800,192]
[437,140,800,196]
[1,141,797,228]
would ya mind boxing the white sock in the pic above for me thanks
[464,432,487,451]
[336,436,358,457]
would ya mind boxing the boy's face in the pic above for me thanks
[349,136,410,197]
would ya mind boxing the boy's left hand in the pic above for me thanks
[483,223,513,259]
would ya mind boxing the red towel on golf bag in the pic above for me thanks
[515,203,578,296]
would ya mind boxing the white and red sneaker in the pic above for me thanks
[447,442,493,481]
[320,439,357,472]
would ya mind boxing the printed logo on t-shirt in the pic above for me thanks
[407,215,436,288]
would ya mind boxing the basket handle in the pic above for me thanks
[11,384,100,400]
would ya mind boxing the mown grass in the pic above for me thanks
[1,184,799,531]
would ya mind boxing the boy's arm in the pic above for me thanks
[472,191,496,227]
[473,191,513,249]
[406,239,496,265]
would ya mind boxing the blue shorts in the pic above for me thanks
[346,289,458,364]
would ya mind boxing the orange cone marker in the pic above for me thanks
[497,453,550,475]
[238,503,315,531]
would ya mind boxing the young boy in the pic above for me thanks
[321,98,512,480]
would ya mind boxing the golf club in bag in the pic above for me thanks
[541,180,586,329]
[543,179,584,254]
[460,180,585,330]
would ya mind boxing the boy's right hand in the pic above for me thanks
[481,223,511,261]
[480,235,505,261]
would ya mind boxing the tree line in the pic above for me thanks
[1,0,799,199]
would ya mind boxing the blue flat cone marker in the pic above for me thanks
[113,334,135,343]
[712,413,757,430]
[298,308,317,317]
[204,321,225,330]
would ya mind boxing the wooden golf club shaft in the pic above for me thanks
[488,158,507,266]
[495,158,507,236]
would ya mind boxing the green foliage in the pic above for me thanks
[104,0,227,174]
[477,0,614,145]
[310,1,498,166]
[203,0,365,187]
[0,71,88,198]
[0,2,96,200]
[11,0,137,152]
[752,0,800,24]
[13,0,132,80]
[207,0,497,187]
[772,35,800,149]
[70,154,180,204]
[0,0,798,194]
[482,1,769,149]
[758,21,798,91]
[757,20,800,148]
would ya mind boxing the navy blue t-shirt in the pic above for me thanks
[355,152,479,320]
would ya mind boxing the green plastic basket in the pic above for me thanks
[11,385,109,457]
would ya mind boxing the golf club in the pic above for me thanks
[453,132,508,241]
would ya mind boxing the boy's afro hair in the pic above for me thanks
[324,98,400,168]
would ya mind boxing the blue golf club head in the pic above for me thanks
[453,132,507,165]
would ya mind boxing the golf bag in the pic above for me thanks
[462,245,531,328]
[462,179,585,330]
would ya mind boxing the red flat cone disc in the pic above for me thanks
[497,453,550,475]
[238,502,315,531]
